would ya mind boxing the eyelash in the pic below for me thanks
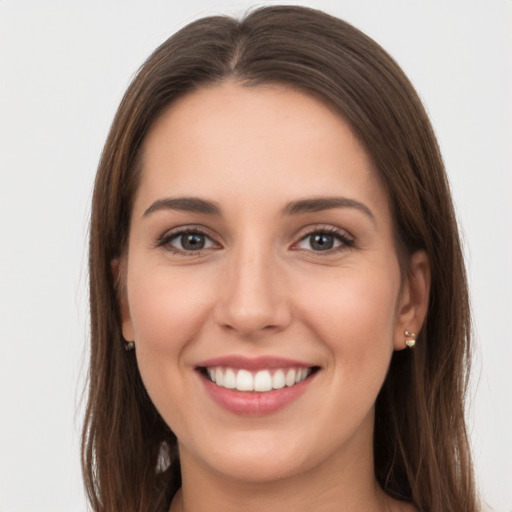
[156,226,355,255]
[156,227,219,255]
[292,226,355,253]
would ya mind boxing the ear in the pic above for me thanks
[394,250,431,351]
[111,258,135,342]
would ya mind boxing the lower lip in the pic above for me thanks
[199,372,315,415]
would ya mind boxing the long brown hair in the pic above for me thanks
[83,5,477,511]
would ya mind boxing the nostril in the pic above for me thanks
[217,308,288,337]
[215,292,293,337]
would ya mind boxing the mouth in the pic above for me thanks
[198,365,319,393]
[195,357,320,415]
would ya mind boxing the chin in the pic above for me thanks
[180,429,315,484]
[210,451,309,484]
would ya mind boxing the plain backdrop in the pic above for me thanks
[1,1,511,510]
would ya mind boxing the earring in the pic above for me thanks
[124,341,135,352]
[404,330,416,348]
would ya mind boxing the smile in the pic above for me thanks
[205,366,313,392]
[196,357,320,415]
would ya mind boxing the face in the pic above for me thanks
[120,83,424,484]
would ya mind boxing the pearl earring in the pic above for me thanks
[124,341,135,352]
[404,330,416,348]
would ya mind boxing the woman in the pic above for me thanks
[82,5,478,511]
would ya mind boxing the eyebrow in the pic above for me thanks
[143,197,221,217]
[282,197,376,224]
[142,195,375,224]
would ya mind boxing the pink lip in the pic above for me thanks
[199,376,314,415]
[195,355,318,416]
[196,355,312,371]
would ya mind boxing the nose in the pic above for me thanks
[214,244,292,339]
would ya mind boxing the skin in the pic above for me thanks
[120,82,429,512]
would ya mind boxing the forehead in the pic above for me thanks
[143,82,368,168]
[134,82,389,222]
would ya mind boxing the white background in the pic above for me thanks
[1,1,511,510]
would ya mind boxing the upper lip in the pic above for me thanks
[196,355,316,371]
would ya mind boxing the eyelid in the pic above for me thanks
[291,225,355,252]
[155,225,222,253]
[154,224,354,254]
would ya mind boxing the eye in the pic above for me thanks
[295,228,354,252]
[158,229,218,253]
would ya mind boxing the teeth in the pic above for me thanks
[272,369,285,389]
[205,366,312,392]
[285,369,296,387]
[224,368,236,389]
[236,369,253,391]
[296,368,307,384]
[254,370,272,392]
[215,367,224,386]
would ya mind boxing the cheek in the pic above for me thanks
[124,268,207,407]
[125,267,214,427]
[126,267,211,353]
[300,262,400,337]
[296,260,401,384]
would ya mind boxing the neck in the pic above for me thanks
[172,476,388,512]
[170,424,392,512]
